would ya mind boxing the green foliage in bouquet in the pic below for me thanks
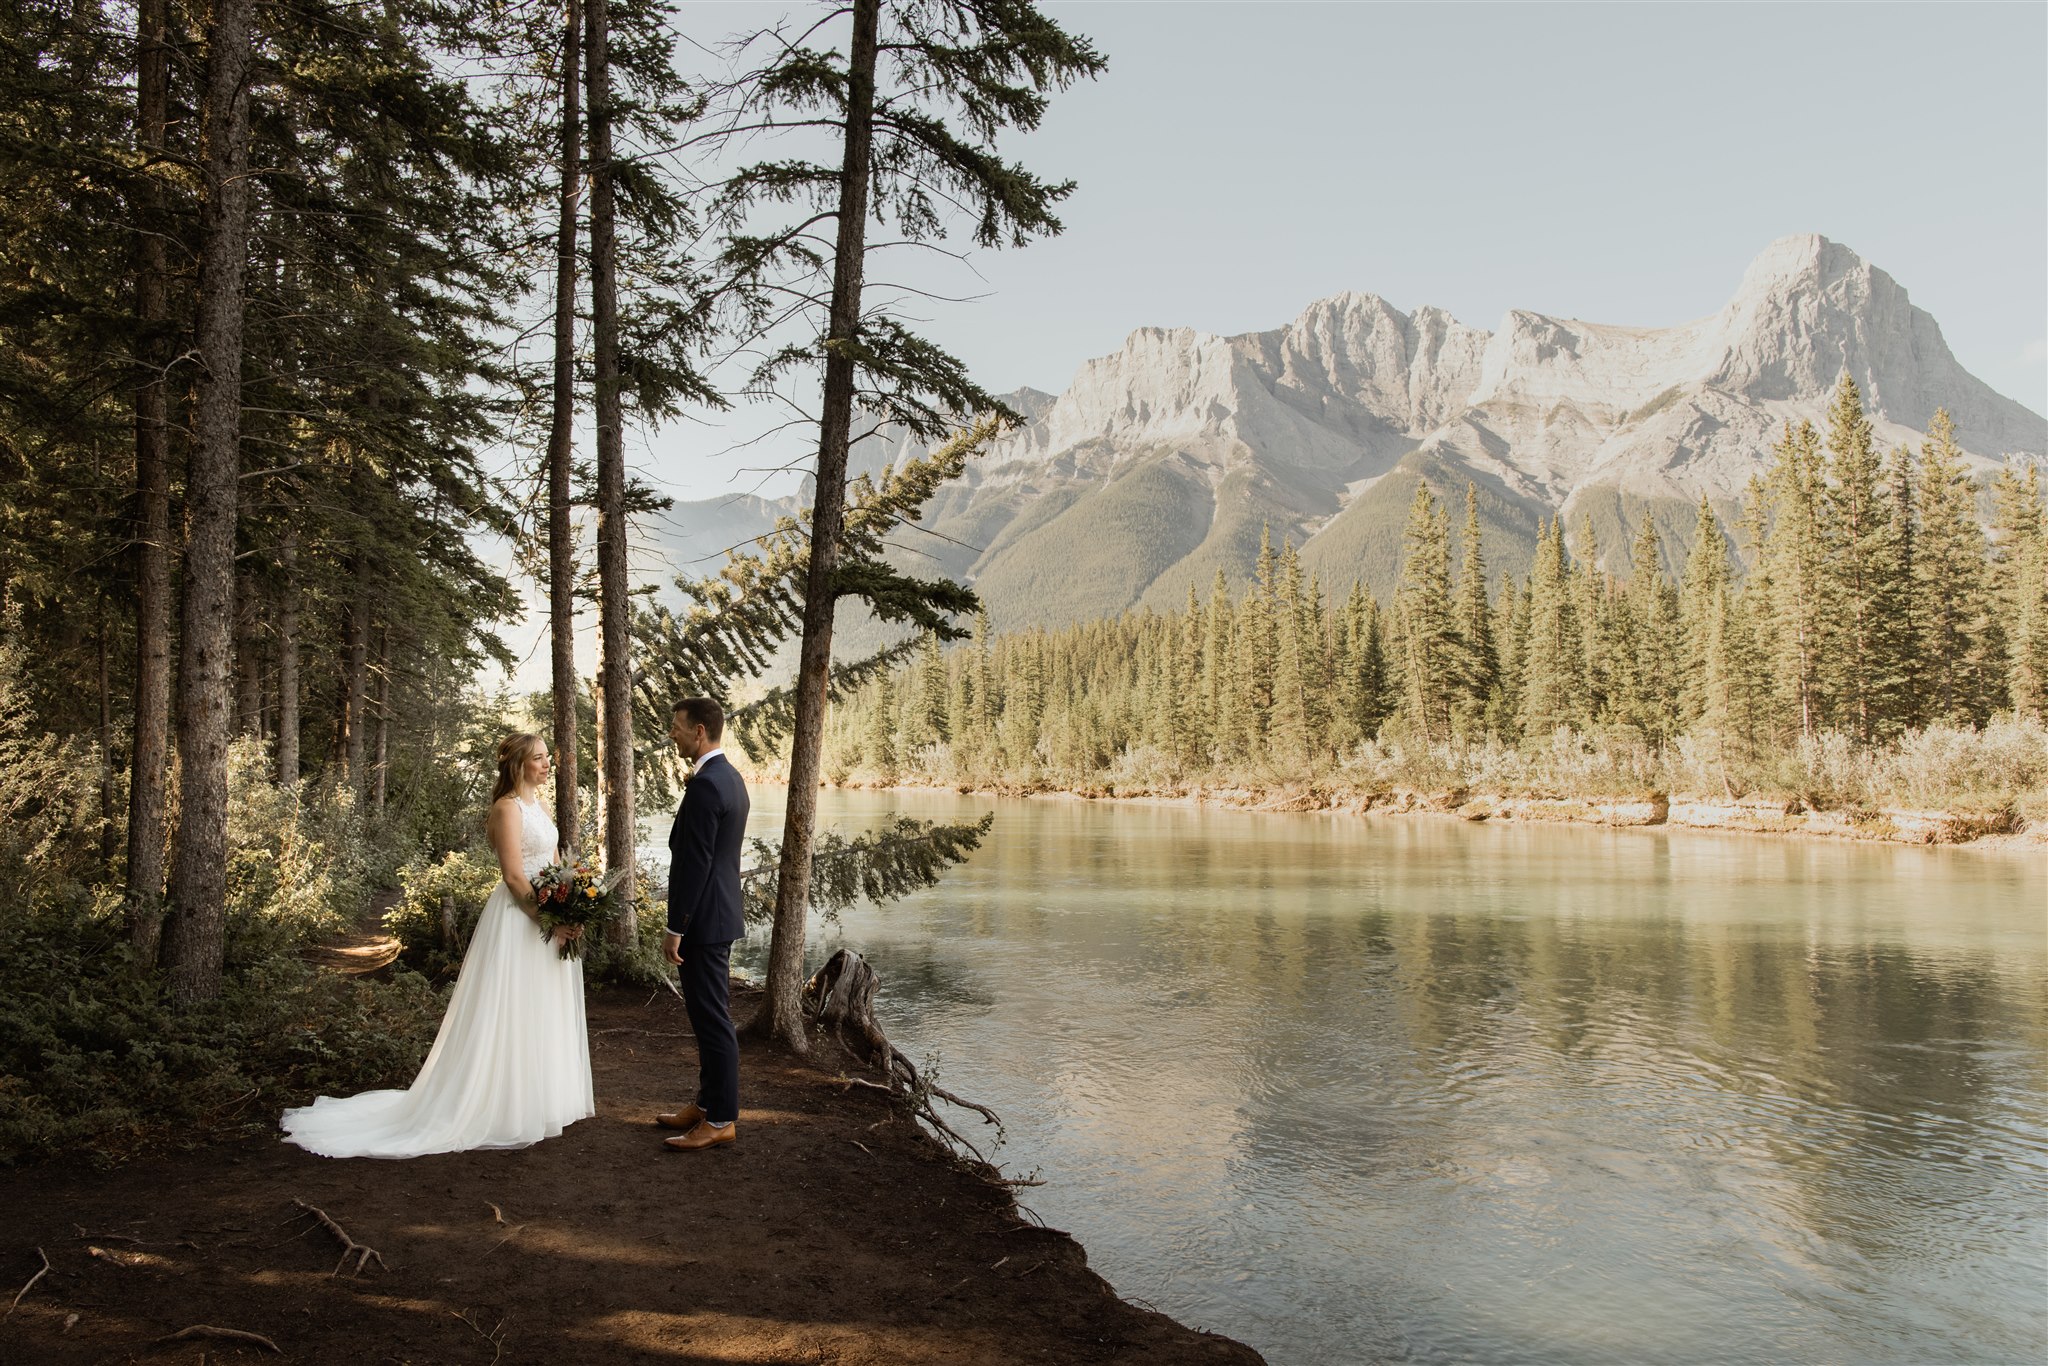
[532,860,625,959]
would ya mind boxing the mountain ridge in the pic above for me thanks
[651,235,2045,631]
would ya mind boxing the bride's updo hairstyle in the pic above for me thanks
[491,732,544,805]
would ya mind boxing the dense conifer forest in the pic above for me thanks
[0,0,1100,1161]
[827,381,2048,818]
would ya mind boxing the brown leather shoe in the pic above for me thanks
[663,1120,736,1152]
[655,1104,705,1131]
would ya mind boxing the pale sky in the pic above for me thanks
[494,0,2048,686]
[635,0,2047,504]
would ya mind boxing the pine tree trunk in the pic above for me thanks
[233,573,261,737]
[340,556,369,791]
[164,0,256,1005]
[274,525,299,784]
[370,625,390,813]
[590,669,606,847]
[124,0,173,959]
[548,0,583,852]
[586,0,635,947]
[97,590,116,867]
[758,0,881,1050]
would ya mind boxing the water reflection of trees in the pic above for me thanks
[813,791,2044,1282]
[1245,871,2041,1275]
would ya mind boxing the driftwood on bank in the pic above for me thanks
[802,948,1004,1166]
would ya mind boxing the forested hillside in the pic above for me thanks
[830,381,2048,818]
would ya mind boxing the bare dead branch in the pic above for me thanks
[453,1309,509,1366]
[924,1276,971,1310]
[157,1325,282,1352]
[290,1199,389,1277]
[5,1248,49,1318]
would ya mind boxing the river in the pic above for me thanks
[708,787,2046,1365]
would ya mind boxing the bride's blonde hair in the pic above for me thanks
[491,733,544,805]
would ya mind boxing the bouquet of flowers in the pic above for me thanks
[531,859,625,959]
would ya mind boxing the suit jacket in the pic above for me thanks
[666,752,749,943]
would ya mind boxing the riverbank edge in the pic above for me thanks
[0,986,1268,1365]
[814,776,2043,850]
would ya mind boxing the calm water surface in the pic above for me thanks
[715,789,2046,1365]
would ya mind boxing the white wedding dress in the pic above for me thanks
[281,796,594,1158]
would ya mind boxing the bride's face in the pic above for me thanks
[523,744,551,788]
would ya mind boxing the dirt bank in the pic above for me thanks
[0,986,1263,1365]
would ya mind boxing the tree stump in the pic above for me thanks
[805,948,891,1068]
[802,948,1003,1165]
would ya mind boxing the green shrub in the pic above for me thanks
[1,613,102,881]
[386,846,504,980]
[577,868,678,988]
[0,893,441,1167]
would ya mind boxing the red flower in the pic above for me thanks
[553,885,569,902]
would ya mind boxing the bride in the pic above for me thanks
[281,733,595,1158]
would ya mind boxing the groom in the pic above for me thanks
[657,697,749,1152]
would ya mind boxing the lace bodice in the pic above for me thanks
[514,796,558,879]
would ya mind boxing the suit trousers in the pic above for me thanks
[678,940,739,1124]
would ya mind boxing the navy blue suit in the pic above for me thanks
[666,751,749,1124]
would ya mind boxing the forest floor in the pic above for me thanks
[0,923,1264,1365]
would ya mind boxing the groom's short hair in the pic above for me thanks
[673,696,724,742]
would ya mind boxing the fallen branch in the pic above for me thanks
[6,1247,49,1318]
[454,1309,508,1366]
[847,1139,872,1156]
[924,1275,971,1310]
[157,1325,281,1353]
[483,1224,527,1257]
[291,1199,388,1277]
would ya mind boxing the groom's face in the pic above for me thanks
[670,713,706,761]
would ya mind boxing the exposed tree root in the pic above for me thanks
[157,1324,281,1352]
[804,948,1006,1169]
[454,1308,508,1366]
[290,1199,388,1276]
[6,1247,49,1318]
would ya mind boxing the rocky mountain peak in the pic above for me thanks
[665,236,2044,634]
